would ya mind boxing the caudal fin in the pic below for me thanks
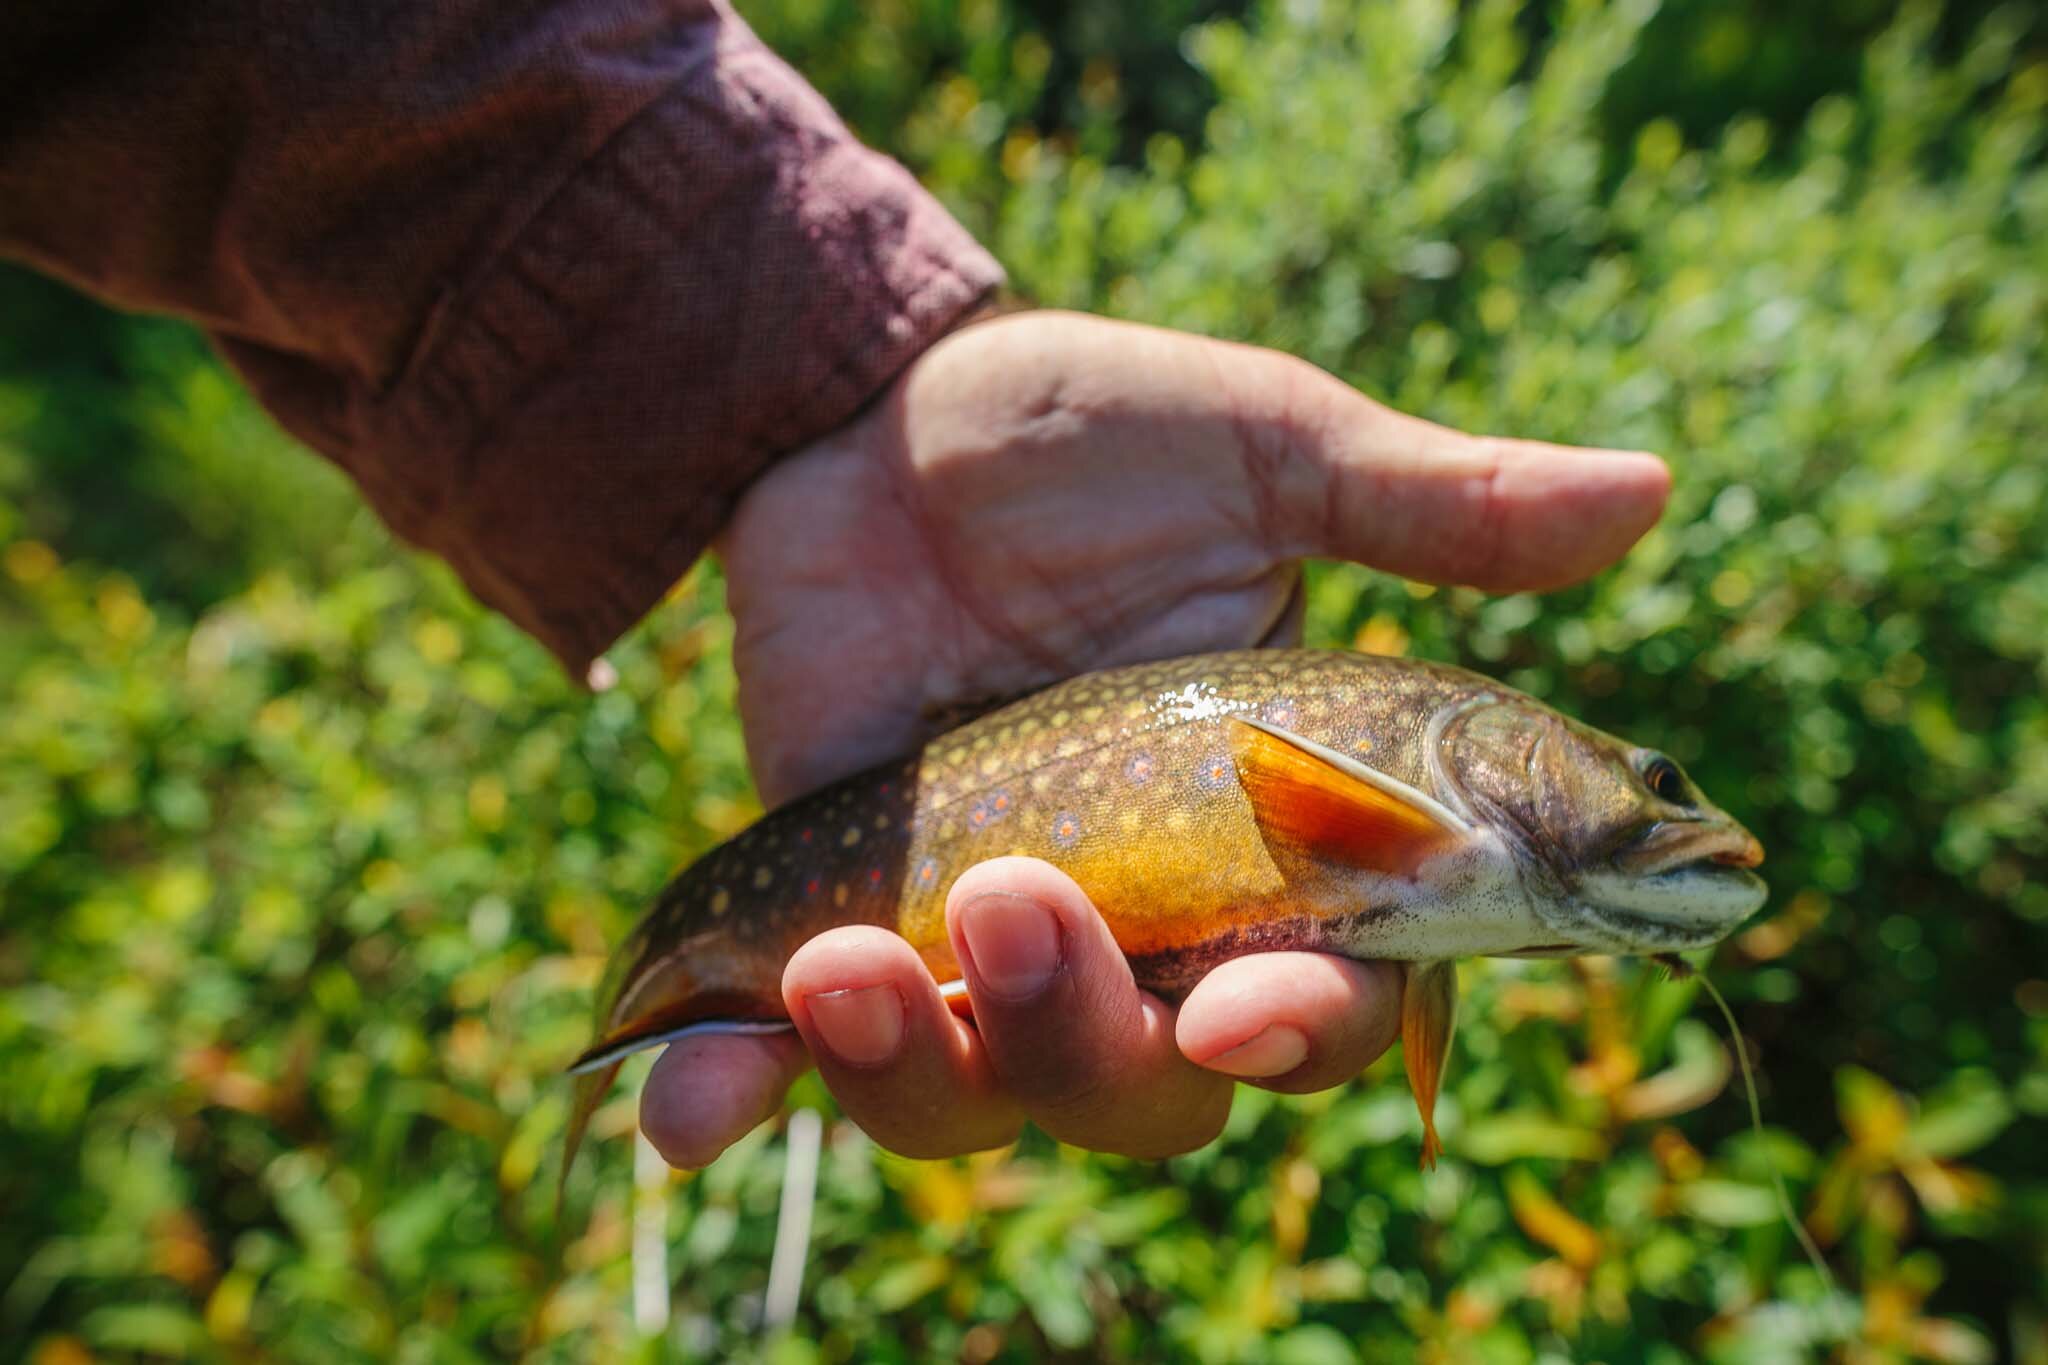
[554,1060,623,1237]
[553,1011,796,1237]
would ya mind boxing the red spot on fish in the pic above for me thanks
[868,867,883,885]
[800,828,813,845]
[1196,753,1237,792]
[806,878,820,896]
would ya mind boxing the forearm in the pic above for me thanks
[0,0,1002,669]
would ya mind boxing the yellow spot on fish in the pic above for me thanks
[1081,706,1104,723]
[710,888,731,915]
[843,827,862,848]
[834,883,848,908]
[1051,710,1070,726]
[874,813,891,830]
[753,867,773,890]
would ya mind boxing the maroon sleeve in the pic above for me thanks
[0,0,1003,671]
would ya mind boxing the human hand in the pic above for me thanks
[643,857,1403,1163]
[641,310,1670,1165]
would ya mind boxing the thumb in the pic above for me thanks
[1232,346,1672,592]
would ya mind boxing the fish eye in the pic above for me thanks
[1637,752,1691,805]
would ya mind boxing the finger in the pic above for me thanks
[1245,347,1673,592]
[640,1028,809,1170]
[1175,953,1402,1094]
[782,925,1024,1159]
[945,857,1235,1158]
[925,315,1668,595]
[1030,317,1669,593]
[1254,568,1307,649]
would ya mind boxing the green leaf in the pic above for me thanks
[1678,1180,1782,1228]
[1459,1111,1607,1165]
[1272,1324,1363,1365]
[81,1303,209,1355]
[1912,1074,2015,1159]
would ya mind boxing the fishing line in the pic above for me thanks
[1651,952,1847,1339]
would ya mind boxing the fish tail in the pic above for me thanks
[554,984,793,1235]
[554,1060,622,1237]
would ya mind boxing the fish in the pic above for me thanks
[561,648,1767,1183]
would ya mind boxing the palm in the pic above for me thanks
[717,311,1667,806]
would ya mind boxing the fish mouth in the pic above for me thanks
[1612,820,1765,878]
[1565,823,1770,953]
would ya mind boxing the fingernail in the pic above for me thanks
[804,984,904,1067]
[957,892,1062,1002]
[1201,1025,1309,1078]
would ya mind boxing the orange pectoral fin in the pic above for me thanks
[1229,717,1471,877]
[1401,960,1459,1169]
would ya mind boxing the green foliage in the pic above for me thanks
[4,0,2045,1360]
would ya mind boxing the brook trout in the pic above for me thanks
[566,649,1766,1174]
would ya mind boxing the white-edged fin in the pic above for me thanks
[564,1018,796,1076]
[935,978,971,1002]
[1235,716,1474,837]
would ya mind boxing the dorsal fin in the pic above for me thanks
[1229,717,1472,877]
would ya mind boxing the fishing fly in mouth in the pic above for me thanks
[561,648,1769,1179]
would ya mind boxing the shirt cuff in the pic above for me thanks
[332,16,1004,673]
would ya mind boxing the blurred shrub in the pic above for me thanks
[3,0,2045,1360]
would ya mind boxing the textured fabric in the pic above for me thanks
[0,0,1004,670]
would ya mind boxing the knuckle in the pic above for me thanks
[826,1060,1025,1160]
[1086,1084,1232,1160]
[1016,1053,1127,1128]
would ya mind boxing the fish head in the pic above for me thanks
[1443,697,1768,954]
